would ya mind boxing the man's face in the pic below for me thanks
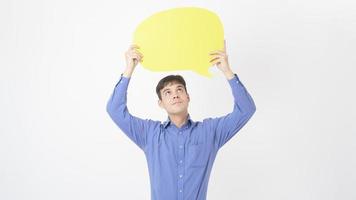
[158,82,190,115]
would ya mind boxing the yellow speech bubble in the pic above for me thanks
[133,7,224,77]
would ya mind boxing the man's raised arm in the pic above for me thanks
[204,72,256,149]
[106,44,157,151]
[206,40,256,149]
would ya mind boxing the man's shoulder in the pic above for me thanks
[146,119,162,126]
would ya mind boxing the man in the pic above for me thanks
[106,40,256,200]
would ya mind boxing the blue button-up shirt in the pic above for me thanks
[106,73,256,200]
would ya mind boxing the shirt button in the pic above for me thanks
[179,131,182,134]
[179,189,182,193]
[179,145,183,148]
[179,160,183,163]
[179,174,183,178]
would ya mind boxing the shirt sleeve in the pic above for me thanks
[106,73,158,151]
[204,74,256,149]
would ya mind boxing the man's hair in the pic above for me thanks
[156,75,187,100]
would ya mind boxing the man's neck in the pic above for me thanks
[169,112,189,128]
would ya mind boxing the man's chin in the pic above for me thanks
[169,109,185,115]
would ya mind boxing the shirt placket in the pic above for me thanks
[177,129,185,200]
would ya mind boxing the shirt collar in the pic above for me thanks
[163,113,193,129]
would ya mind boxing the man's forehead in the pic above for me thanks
[162,82,184,89]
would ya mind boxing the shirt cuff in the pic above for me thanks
[115,73,131,87]
[228,73,240,85]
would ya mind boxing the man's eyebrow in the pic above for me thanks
[162,85,184,93]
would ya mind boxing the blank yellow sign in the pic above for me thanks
[133,7,224,78]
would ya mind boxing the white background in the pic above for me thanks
[1,0,355,199]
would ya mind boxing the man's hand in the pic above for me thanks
[209,39,234,79]
[123,44,143,77]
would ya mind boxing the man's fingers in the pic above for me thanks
[209,54,224,61]
[132,54,142,60]
[128,44,143,61]
[132,47,143,55]
[138,51,143,57]
[133,51,143,57]
[129,50,143,58]
[209,50,225,55]
[209,56,221,62]
[224,39,226,51]
[131,53,143,61]
[130,44,140,49]
[210,59,220,65]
